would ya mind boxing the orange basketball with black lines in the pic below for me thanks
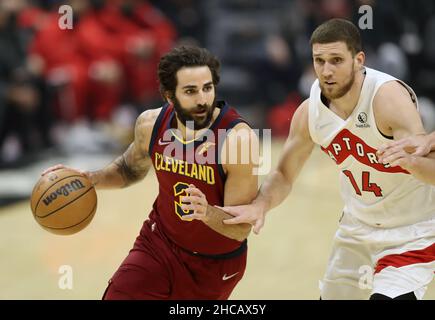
[30,168,97,235]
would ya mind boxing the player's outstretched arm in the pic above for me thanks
[180,122,259,241]
[380,150,435,185]
[222,100,314,234]
[374,82,435,185]
[377,131,435,160]
[42,109,158,189]
[88,110,157,188]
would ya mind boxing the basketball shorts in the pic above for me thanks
[320,211,435,300]
[102,216,247,300]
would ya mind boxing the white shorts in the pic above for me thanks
[320,211,435,300]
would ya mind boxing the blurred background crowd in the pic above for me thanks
[1,0,435,168]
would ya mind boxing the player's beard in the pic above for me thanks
[320,65,356,100]
[173,96,217,130]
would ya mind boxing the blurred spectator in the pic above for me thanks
[203,0,300,127]
[267,92,301,138]
[0,0,52,165]
[150,0,206,45]
[93,0,177,109]
[29,0,124,122]
[29,0,176,123]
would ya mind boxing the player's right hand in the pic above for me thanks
[219,203,266,235]
[41,164,90,179]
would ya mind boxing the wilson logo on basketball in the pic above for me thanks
[42,179,86,206]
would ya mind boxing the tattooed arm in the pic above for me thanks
[42,108,160,189]
[88,109,159,189]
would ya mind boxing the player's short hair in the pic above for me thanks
[158,45,221,99]
[310,18,362,56]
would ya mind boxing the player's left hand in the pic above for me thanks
[180,184,209,222]
[377,134,431,163]
[378,147,416,171]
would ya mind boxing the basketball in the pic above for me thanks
[30,168,97,235]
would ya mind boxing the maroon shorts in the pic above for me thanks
[102,217,247,300]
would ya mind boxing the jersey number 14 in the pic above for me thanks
[343,170,383,197]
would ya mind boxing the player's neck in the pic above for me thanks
[329,70,366,120]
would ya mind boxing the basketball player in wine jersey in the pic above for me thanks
[221,19,435,300]
[43,46,259,299]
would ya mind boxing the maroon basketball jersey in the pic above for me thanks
[148,101,248,255]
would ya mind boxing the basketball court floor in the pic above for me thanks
[1,141,434,299]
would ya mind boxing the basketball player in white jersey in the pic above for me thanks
[377,132,435,185]
[220,19,435,299]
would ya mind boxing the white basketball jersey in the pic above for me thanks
[308,67,435,228]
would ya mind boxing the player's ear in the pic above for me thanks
[164,91,173,104]
[355,51,365,69]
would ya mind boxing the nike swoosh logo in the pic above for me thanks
[222,272,239,281]
[158,138,172,146]
[316,122,332,130]
[197,142,216,155]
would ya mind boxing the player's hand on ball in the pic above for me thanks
[220,203,266,235]
[31,167,97,235]
[42,164,90,179]
[180,184,209,222]
[377,134,431,163]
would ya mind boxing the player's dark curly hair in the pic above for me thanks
[310,18,362,56]
[158,45,220,100]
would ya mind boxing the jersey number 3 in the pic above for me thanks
[343,170,383,197]
[173,182,193,220]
